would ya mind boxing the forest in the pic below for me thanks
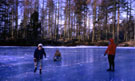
[0,0,135,46]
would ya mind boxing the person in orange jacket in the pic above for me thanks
[104,39,117,71]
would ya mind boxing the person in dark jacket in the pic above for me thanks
[53,50,61,61]
[34,43,46,74]
[104,39,117,72]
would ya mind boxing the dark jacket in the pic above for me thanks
[105,39,117,55]
[34,48,46,60]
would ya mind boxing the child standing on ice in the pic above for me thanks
[104,39,116,72]
[34,43,46,74]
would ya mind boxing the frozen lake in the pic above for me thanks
[0,46,135,81]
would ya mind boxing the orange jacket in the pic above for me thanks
[105,39,116,55]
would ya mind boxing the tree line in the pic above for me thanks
[0,0,135,45]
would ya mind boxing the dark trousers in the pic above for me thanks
[108,55,115,70]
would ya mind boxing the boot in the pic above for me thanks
[112,68,115,72]
[34,67,37,73]
[40,69,42,74]
[107,68,111,71]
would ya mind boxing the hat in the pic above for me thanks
[38,43,43,47]
[109,38,114,43]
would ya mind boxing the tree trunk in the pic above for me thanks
[15,0,18,39]
[105,7,108,40]
[117,4,120,43]
[112,1,116,40]
[11,9,14,39]
[68,0,71,40]
[92,0,97,42]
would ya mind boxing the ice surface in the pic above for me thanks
[0,46,135,81]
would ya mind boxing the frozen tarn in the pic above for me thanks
[45,46,135,49]
[0,46,135,81]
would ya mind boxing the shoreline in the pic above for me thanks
[0,45,134,48]
[0,39,134,47]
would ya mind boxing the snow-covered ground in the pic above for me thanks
[0,46,135,81]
